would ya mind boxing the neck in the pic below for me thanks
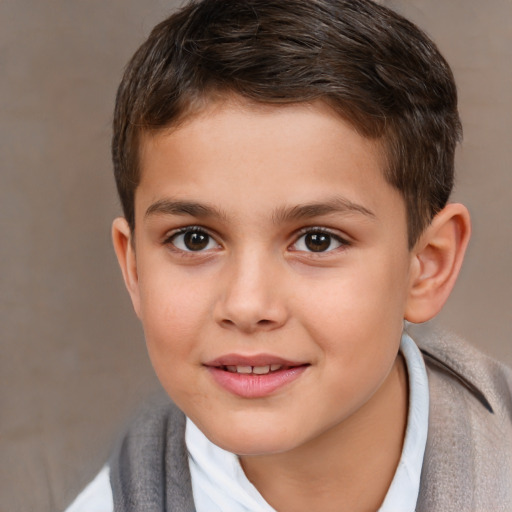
[240,354,408,512]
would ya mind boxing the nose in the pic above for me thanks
[214,251,289,334]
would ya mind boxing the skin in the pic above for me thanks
[113,98,471,512]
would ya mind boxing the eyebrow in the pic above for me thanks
[145,199,227,221]
[144,196,375,223]
[272,196,376,224]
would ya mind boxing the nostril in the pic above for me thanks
[219,317,276,331]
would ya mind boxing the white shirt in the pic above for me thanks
[65,332,429,512]
[64,465,113,512]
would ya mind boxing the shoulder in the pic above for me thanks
[411,326,512,511]
[412,325,512,417]
[64,394,190,512]
[109,392,195,511]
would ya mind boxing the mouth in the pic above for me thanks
[204,354,310,398]
[219,363,296,375]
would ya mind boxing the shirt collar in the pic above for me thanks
[378,332,429,512]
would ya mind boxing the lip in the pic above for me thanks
[204,353,309,399]
[205,353,306,367]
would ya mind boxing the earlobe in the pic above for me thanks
[112,217,142,318]
[405,203,471,323]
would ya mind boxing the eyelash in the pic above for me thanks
[164,226,220,254]
[290,227,350,254]
[163,226,350,255]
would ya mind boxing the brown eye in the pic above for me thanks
[170,229,218,252]
[304,233,332,252]
[184,231,209,251]
[291,230,345,253]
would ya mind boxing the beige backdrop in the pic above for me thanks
[1,1,511,511]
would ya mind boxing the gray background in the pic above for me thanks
[1,1,511,511]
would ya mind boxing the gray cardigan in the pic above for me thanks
[110,332,512,511]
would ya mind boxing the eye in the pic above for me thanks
[168,228,219,252]
[291,230,346,253]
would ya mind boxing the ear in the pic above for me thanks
[112,217,142,318]
[405,203,471,323]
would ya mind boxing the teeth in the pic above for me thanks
[252,365,270,375]
[223,364,284,374]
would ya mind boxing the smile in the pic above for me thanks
[223,364,286,374]
[205,355,309,398]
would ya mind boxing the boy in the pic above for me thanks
[66,0,512,510]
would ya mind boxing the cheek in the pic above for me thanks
[298,267,406,418]
[137,271,212,367]
[298,255,408,360]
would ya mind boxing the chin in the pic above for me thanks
[199,418,302,456]
[216,435,296,457]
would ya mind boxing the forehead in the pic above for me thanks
[139,96,386,170]
[136,99,401,227]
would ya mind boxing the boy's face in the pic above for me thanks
[122,99,416,455]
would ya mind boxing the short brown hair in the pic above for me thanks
[112,0,461,247]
